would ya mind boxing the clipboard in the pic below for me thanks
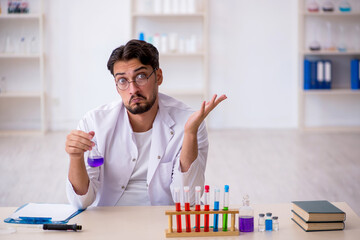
[4,203,85,224]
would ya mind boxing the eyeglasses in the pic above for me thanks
[115,68,158,91]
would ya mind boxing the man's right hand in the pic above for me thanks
[65,130,95,160]
[66,130,95,195]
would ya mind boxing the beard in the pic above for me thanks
[125,91,157,115]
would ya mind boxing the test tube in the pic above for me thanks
[184,186,191,232]
[204,185,210,232]
[213,187,220,232]
[222,185,229,231]
[174,187,182,233]
[195,186,201,232]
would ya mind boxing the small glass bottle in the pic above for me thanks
[322,0,334,12]
[272,216,279,231]
[87,140,104,167]
[324,22,336,51]
[265,212,272,231]
[339,0,351,12]
[258,213,265,232]
[239,194,254,232]
[337,25,347,52]
[307,0,319,12]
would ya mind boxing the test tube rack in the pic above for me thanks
[165,208,239,238]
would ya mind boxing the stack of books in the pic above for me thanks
[291,200,346,232]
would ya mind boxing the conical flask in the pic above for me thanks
[87,140,104,167]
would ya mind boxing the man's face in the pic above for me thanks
[113,59,162,115]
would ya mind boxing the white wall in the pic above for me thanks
[44,0,131,130]
[208,0,298,128]
[44,0,299,130]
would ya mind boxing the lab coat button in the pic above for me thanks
[157,155,161,159]
[121,186,125,189]
[132,158,136,162]
[146,183,149,187]
[170,131,174,135]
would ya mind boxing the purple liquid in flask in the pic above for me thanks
[87,140,104,167]
[87,156,104,167]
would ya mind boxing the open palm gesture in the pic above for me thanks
[185,94,227,134]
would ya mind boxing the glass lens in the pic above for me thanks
[117,78,128,90]
[135,73,148,86]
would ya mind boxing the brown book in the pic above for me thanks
[292,200,346,222]
[292,212,345,232]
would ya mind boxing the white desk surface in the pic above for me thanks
[1,202,359,240]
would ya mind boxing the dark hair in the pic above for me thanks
[107,39,159,76]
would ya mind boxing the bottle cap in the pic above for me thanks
[272,216,278,220]
[195,186,201,192]
[224,185,229,192]
[205,185,210,192]
[184,186,190,192]
[259,213,265,217]
[174,187,180,192]
[266,212,272,216]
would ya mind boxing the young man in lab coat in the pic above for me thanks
[65,40,226,209]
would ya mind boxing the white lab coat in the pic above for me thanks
[66,93,208,209]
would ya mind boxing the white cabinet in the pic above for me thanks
[298,0,360,130]
[131,0,208,109]
[0,0,45,132]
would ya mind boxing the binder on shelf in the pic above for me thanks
[311,60,318,89]
[324,60,332,89]
[304,59,311,90]
[4,203,84,224]
[317,61,325,89]
[304,59,332,90]
[351,59,360,90]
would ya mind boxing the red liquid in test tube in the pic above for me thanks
[195,186,201,232]
[174,187,182,233]
[184,186,191,232]
[204,185,210,232]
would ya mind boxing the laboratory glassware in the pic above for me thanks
[87,140,104,167]
[195,186,201,232]
[184,186,191,232]
[258,213,265,232]
[239,194,254,232]
[204,185,210,232]
[174,187,182,233]
[222,185,229,231]
[265,212,273,231]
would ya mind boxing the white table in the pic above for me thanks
[1,202,359,239]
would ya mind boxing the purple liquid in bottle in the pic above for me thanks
[87,156,104,167]
[239,216,254,232]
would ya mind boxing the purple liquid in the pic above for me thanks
[87,156,104,167]
[239,216,254,232]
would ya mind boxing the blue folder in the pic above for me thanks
[351,59,359,90]
[4,203,85,225]
[304,59,311,90]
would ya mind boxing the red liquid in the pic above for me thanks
[175,202,182,233]
[204,204,209,232]
[195,204,201,232]
[185,202,191,232]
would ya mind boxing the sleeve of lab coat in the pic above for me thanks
[170,121,208,205]
[66,117,101,209]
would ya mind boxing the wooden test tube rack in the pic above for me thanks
[165,208,239,238]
